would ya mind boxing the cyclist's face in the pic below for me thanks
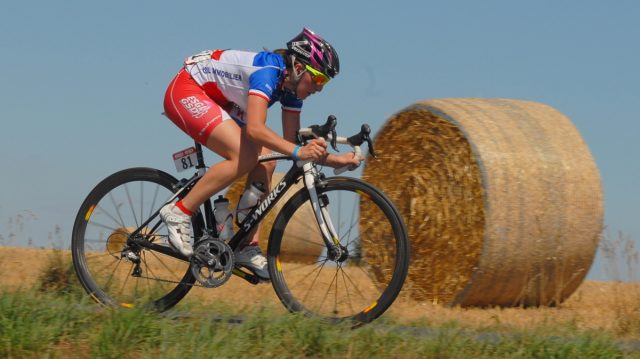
[286,63,324,100]
[296,71,324,100]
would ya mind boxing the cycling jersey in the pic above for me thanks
[184,49,303,118]
[163,49,302,144]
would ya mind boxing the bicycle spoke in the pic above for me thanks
[339,266,356,314]
[140,181,144,228]
[95,203,126,229]
[88,220,120,233]
[87,258,121,280]
[147,249,184,281]
[124,183,140,228]
[108,192,127,229]
[339,264,369,300]
[293,212,324,234]
[280,257,328,274]
[336,190,342,236]
[286,260,328,293]
[317,264,340,315]
[270,177,409,323]
[84,237,112,245]
[341,198,359,249]
[102,258,123,292]
[149,183,161,219]
[281,234,325,249]
[73,170,196,311]
[85,250,119,262]
[357,260,391,285]
[339,218,359,250]
[117,263,134,299]
[301,260,329,304]
[333,265,339,315]
[141,256,164,283]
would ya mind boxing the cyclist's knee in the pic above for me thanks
[260,159,276,176]
[236,151,260,175]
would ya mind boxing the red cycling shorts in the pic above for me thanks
[163,69,233,145]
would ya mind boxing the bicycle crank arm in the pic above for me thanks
[232,267,261,285]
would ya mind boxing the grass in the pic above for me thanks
[0,289,630,359]
[0,230,638,358]
[601,231,640,338]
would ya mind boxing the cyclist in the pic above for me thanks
[160,28,361,279]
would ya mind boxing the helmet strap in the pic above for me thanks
[284,56,306,100]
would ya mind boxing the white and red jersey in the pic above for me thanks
[183,49,303,121]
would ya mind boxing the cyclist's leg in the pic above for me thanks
[243,147,276,246]
[163,69,260,212]
[181,121,259,210]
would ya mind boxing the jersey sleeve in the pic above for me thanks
[248,67,280,101]
[248,52,303,113]
[247,52,284,102]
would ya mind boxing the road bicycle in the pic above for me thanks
[71,116,410,325]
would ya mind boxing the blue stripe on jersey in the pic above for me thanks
[249,52,284,99]
[249,52,303,111]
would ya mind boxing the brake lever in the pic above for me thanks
[330,128,338,151]
[365,135,377,158]
[321,115,338,151]
[359,124,376,158]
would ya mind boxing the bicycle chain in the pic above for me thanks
[135,275,207,288]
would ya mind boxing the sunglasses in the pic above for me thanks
[304,64,330,86]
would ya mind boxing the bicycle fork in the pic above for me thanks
[302,162,347,262]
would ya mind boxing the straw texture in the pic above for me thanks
[362,98,603,307]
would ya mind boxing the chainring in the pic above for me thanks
[190,236,235,288]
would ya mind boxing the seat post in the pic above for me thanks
[195,142,206,169]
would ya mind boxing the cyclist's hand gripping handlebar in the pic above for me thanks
[333,123,377,174]
[297,115,339,151]
[296,115,377,174]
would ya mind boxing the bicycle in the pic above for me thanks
[71,115,410,325]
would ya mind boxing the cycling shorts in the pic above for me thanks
[163,69,234,145]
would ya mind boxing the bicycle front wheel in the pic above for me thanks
[71,167,198,310]
[267,177,410,324]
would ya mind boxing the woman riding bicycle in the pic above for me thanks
[160,28,361,280]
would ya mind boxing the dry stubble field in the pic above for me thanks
[1,246,638,338]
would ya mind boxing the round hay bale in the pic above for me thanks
[362,98,603,307]
[226,172,323,262]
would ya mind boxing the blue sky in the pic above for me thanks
[0,1,638,280]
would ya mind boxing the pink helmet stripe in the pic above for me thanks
[287,27,339,78]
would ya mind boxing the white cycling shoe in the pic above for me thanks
[234,245,270,280]
[159,203,193,257]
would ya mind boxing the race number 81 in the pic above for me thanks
[172,147,198,172]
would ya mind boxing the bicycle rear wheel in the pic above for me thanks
[71,167,199,310]
[267,177,410,324]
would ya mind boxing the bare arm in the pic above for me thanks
[245,95,325,161]
[281,109,300,142]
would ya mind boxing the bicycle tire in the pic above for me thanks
[71,167,199,310]
[267,176,410,324]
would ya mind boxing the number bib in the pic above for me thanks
[172,147,197,172]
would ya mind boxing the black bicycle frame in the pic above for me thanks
[226,165,302,250]
[129,141,306,262]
